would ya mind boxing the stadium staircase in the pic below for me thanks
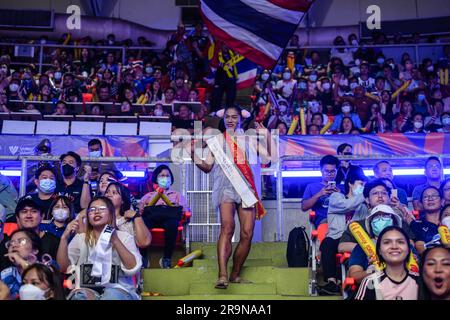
[142,242,340,300]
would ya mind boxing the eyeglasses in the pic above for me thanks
[423,194,440,200]
[322,169,337,175]
[5,238,29,249]
[426,164,441,169]
[87,206,108,214]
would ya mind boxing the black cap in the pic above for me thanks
[15,197,42,216]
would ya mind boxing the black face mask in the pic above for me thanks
[62,164,75,177]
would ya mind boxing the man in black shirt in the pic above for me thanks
[25,165,58,219]
[0,198,60,270]
[55,151,91,214]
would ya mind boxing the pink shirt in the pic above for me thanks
[138,189,189,214]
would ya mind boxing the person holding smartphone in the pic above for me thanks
[302,155,341,228]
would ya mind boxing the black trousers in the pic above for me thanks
[211,75,237,112]
[145,216,180,259]
[319,237,341,281]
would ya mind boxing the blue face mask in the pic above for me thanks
[371,216,393,237]
[39,178,56,193]
[89,150,102,158]
[157,176,171,189]
[418,94,425,102]
[352,185,364,196]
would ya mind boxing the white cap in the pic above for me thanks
[370,204,395,215]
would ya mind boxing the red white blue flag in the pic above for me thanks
[200,0,314,69]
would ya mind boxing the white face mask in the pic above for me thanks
[279,105,287,113]
[350,83,358,90]
[443,117,450,126]
[351,39,358,46]
[9,83,19,92]
[53,208,69,222]
[414,121,423,129]
[355,59,361,66]
[442,216,450,229]
[261,73,269,81]
[19,284,48,300]
[154,109,163,116]
[283,72,291,80]
[309,74,317,82]
[54,72,62,80]
[342,105,351,113]
[427,65,434,72]
[322,83,331,90]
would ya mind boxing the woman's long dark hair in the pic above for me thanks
[418,245,450,300]
[22,263,66,300]
[105,182,131,216]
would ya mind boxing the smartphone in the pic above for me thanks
[391,189,398,198]
[328,181,336,188]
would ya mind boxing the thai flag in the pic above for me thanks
[236,58,258,90]
[200,0,314,70]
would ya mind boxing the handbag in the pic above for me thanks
[142,205,183,227]
[80,264,120,292]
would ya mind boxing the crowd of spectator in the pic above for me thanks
[0,30,449,134]
[0,27,449,300]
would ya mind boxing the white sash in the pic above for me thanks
[206,134,258,208]
[89,225,114,285]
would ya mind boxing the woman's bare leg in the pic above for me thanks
[229,205,256,281]
[217,202,236,279]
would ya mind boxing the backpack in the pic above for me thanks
[286,226,310,267]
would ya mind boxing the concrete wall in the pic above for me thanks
[302,0,450,27]
[2,0,449,30]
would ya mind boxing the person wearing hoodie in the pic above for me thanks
[319,170,368,295]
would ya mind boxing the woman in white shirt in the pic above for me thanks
[57,196,142,300]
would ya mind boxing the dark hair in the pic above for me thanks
[105,182,131,215]
[344,170,368,195]
[88,139,102,148]
[151,165,174,185]
[9,228,42,254]
[337,143,352,155]
[218,105,245,132]
[378,177,397,190]
[376,226,411,269]
[15,198,42,216]
[440,204,450,220]
[363,178,391,199]
[420,186,441,202]
[339,116,356,133]
[311,112,324,123]
[425,156,441,168]
[48,195,75,222]
[22,263,66,300]
[59,151,82,168]
[34,165,57,180]
[319,155,340,169]
[411,112,424,121]
[55,100,67,108]
[418,245,450,300]
[373,160,390,176]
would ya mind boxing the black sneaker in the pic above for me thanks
[318,281,341,296]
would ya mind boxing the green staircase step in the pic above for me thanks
[143,295,342,300]
[190,242,287,260]
[193,258,283,268]
[189,282,277,295]
[143,266,310,296]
